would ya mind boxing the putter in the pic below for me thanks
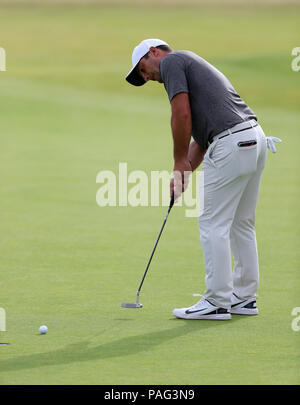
[121,194,175,309]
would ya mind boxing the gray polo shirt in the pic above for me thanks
[159,50,257,149]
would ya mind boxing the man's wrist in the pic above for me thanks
[174,157,190,165]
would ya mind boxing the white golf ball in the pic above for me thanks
[39,325,48,334]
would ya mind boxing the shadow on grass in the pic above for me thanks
[0,317,244,373]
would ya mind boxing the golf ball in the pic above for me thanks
[39,325,48,334]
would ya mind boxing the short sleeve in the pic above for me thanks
[159,54,189,102]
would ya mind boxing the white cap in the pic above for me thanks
[126,38,169,86]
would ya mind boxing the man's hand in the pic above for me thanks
[170,159,192,200]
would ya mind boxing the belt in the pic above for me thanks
[209,119,258,145]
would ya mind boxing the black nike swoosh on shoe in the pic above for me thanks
[185,308,207,314]
[185,308,229,315]
[231,300,248,308]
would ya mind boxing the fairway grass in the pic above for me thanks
[0,2,299,385]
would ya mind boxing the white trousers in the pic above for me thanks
[198,123,267,309]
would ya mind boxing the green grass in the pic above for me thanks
[0,2,299,385]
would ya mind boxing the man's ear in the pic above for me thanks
[149,46,159,56]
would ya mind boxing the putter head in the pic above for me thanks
[121,302,143,308]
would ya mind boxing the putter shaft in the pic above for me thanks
[121,195,174,309]
[136,195,174,297]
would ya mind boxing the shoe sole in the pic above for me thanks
[231,308,258,315]
[173,312,231,320]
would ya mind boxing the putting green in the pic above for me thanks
[0,1,299,385]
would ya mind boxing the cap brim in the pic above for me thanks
[126,66,146,86]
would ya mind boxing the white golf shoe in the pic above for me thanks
[173,297,231,320]
[231,293,258,315]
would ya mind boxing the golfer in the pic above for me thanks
[125,39,278,320]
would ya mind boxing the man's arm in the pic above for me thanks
[171,92,192,162]
[170,92,192,198]
[169,92,206,198]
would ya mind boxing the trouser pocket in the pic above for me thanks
[206,138,235,169]
[237,140,257,147]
